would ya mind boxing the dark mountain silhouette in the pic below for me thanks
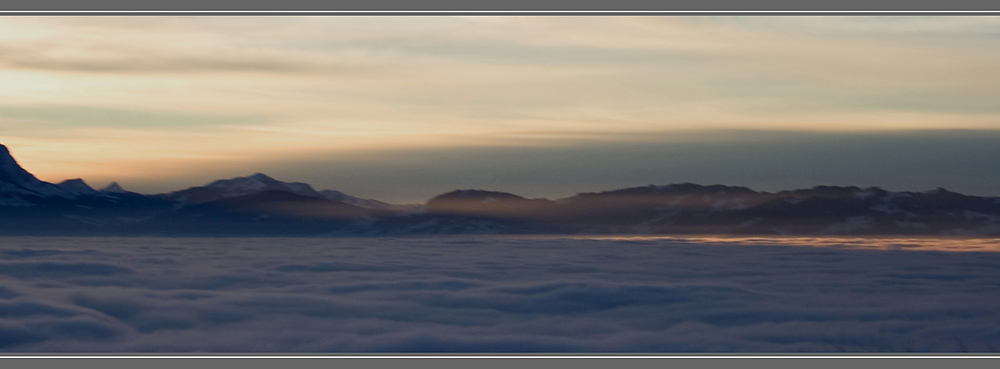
[427,190,556,218]
[158,173,391,209]
[397,183,1000,236]
[99,182,129,194]
[1,142,999,236]
[132,190,381,236]
[159,173,325,205]
[319,189,393,210]
[56,178,98,195]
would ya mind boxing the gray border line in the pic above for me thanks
[1,10,1000,15]
[3,351,998,358]
[2,354,1000,358]
[1,6,998,361]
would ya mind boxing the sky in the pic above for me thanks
[2,16,1000,203]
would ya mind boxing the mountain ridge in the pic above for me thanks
[1,143,999,236]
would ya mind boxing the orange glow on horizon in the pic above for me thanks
[538,236,1000,253]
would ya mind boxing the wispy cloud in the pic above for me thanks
[3,16,1000,193]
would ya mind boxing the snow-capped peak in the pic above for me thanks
[203,173,324,197]
[207,173,276,192]
[0,144,73,198]
[164,173,392,208]
[165,173,325,204]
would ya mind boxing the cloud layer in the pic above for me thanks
[1,236,999,352]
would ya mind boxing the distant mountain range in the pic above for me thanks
[1,143,999,236]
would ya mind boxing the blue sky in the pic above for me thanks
[2,16,1000,202]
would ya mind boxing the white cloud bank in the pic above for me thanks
[0,236,999,352]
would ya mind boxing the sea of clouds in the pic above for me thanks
[1,236,1000,352]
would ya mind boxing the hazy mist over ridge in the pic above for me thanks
[216,129,1000,204]
[8,128,1000,204]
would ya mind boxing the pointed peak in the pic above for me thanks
[100,182,128,193]
[57,178,96,193]
[0,143,71,197]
